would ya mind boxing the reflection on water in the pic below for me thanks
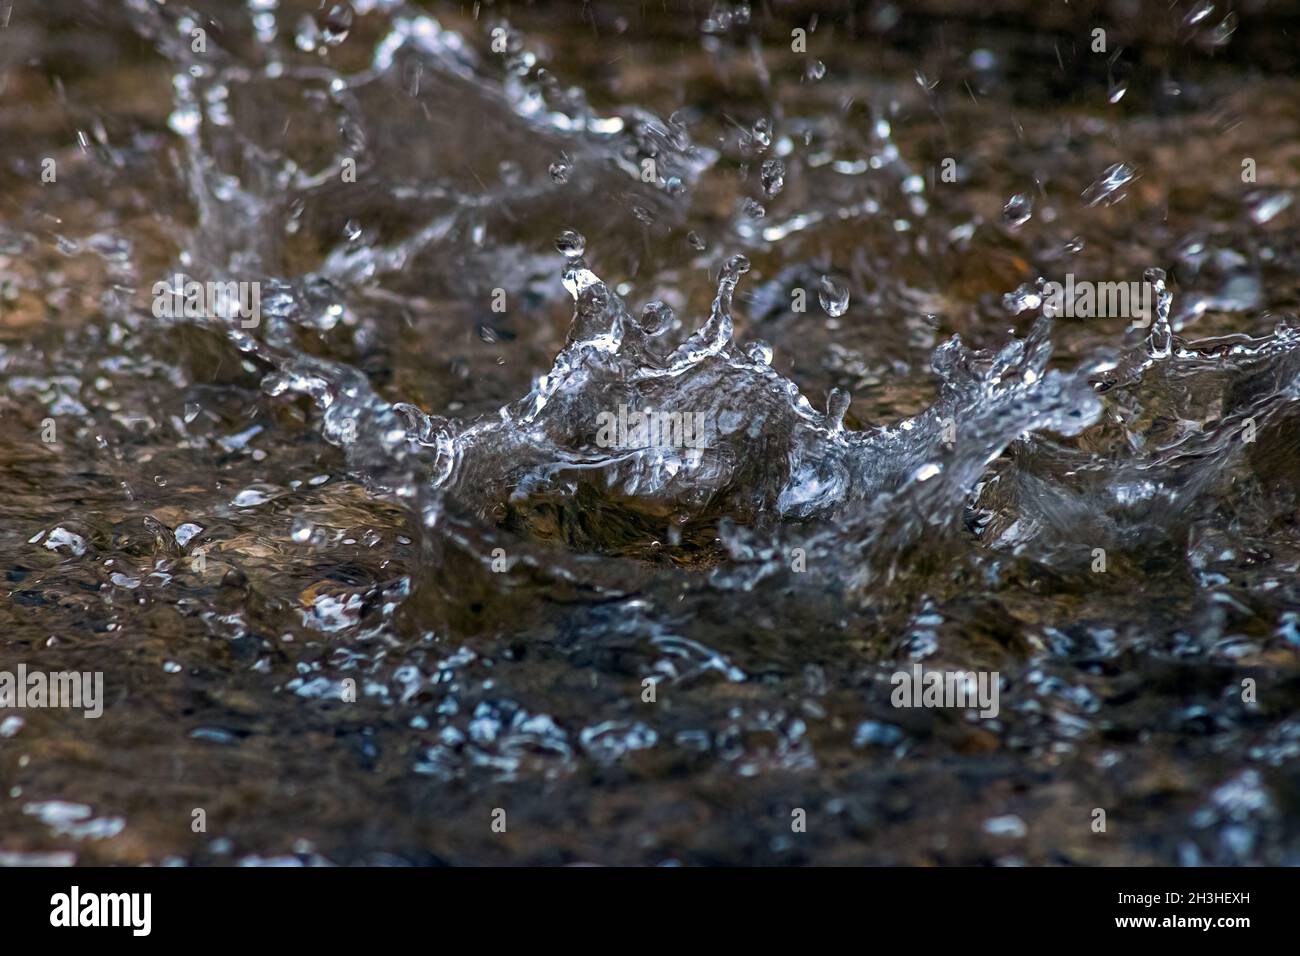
[1,0,1298,865]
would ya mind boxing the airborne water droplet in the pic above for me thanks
[1184,0,1215,27]
[818,276,849,317]
[1248,190,1293,225]
[295,15,320,52]
[1081,162,1137,207]
[549,159,571,184]
[1208,12,1238,47]
[760,158,785,197]
[322,4,354,47]
[555,229,586,259]
[1003,192,1033,229]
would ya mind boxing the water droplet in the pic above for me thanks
[498,160,522,186]
[167,108,201,137]
[742,197,766,219]
[825,388,851,431]
[1108,80,1128,104]
[760,158,785,197]
[549,159,571,184]
[295,15,320,52]
[175,523,203,547]
[232,487,273,508]
[291,516,315,544]
[1208,11,1237,46]
[555,229,586,259]
[1184,0,1215,27]
[1081,162,1137,207]
[804,60,826,82]
[724,254,751,278]
[321,3,354,47]
[1248,190,1293,225]
[1003,192,1033,229]
[687,231,707,251]
[751,118,772,149]
[818,275,849,317]
[745,340,773,365]
[640,300,674,336]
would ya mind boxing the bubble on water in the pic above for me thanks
[174,523,203,547]
[291,516,315,543]
[760,158,785,197]
[818,275,849,317]
[1081,162,1137,207]
[555,229,586,259]
[1003,192,1033,229]
[321,4,354,47]
[232,487,274,508]
[43,527,86,556]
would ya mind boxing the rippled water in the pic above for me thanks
[2,0,1299,865]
